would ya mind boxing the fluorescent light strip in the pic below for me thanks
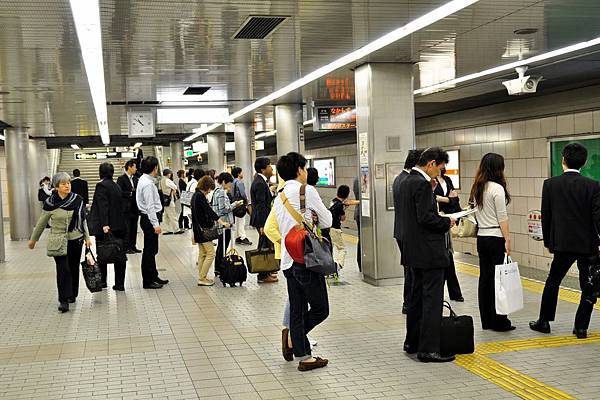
[228,0,479,121]
[183,122,223,142]
[303,119,314,126]
[69,0,110,145]
[70,144,81,150]
[415,35,600,95]
[255,130,277,139]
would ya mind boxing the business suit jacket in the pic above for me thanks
[433,174,461,215]
[116,173,139,215]
[393,170,410,240]
[397,170,451,269]
[250,174,272,229]
[542,171,600,255]
[88,178,127,236]
[71,177,89,205]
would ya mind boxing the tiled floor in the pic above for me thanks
[0,227,597,399]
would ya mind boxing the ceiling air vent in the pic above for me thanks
[183,86,211,95]
[233,16,288,39]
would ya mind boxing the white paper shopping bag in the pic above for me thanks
[495,255,524,315]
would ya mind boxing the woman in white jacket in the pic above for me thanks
[160,169,183,235]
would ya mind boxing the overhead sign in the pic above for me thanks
[184,149,194,157]
[74,151,133,160]
[314,106,356,131]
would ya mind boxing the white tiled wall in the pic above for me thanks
[416,110,600,274]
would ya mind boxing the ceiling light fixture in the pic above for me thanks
[255,130,277,139]
[184,122,224,142]
[70,144,81,150]
[69,0,110,145]
[228,0,479,121]
[415,35,600,95]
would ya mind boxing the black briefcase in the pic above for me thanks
[440,301,474,356]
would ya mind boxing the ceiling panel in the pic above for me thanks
[1,0,600,141]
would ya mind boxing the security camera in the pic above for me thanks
[502,66,542,95]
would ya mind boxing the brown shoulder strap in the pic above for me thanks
[299,184,306,212]
[280,191,304,225]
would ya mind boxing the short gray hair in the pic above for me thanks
[52,172,71,188]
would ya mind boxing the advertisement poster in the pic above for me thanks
[445,149,460,189]
[359,132,369,166]
[360,166,370,199]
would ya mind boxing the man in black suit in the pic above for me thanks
[250,157,277,283]
[393,149,423,315]
[117,160,142,254]
[530,143,600,339]
[71,169,89,206]
[398,147,456,363]
[88,162,128,291]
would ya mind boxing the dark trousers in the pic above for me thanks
[397,240,413,308]
[215,229,232,275]
[405,267,445,353]
[125,214,139,250]
[53,238,83,302]
[539,251,596,330]
[140,214,159,285]
[256,230,274,280]
[445,255,463,300]
[477,236,511,329]
[97,231,127,288]
[284,263,330,358]
[178,208,190,229]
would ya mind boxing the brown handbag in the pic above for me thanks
[245,248,280,273]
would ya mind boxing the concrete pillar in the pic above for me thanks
[207,133,226,172]
[275,104,305,156]
[5,128,32,240]
[170,141,184,173]
[234,123,256,193]
[28,140,41,226]
[354,63,415,286]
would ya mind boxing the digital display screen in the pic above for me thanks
[312,158,336,187]
[314,106,356,131]
[446,150,460,189]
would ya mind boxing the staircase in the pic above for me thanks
[57,147,155,199]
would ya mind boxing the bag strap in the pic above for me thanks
[443,301,457,317]
[280,190,305,226]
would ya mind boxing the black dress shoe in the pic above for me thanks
[58,302,69,313]
[126,249,137,255]
[451,297,465,302]
[235,238,243,244]
[493,325,516,332]
[241,238,252,246]
[143,282,163,289]
[403,344,418,354]
[101,283,108,289]
[112,285,125,291]
[67,297,76,303]
[529,320,551,334]
[133,248,142,254]
[154,278,169,285]
[573,328,587,339]
[417,352,455,363]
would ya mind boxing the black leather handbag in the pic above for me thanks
[81,247,103,293]
[440,301,474,356]
[96,233,127,264]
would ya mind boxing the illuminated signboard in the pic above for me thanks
[445,149,460,189]
[314,106,356,131]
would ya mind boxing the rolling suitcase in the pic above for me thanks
[219,233,247,287]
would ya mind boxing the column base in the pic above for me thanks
[361,275,404,287]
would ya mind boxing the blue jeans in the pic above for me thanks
[283,263,329,359]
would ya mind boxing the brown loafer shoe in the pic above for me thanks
[282,328,293,362]
[298,357,328,371]
[258,275,278,283]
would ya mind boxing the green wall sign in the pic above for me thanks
[550,137,600,180]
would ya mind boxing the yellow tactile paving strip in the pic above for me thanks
[454,261,599,399]
[341,235,592,399]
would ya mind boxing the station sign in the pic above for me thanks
[314,106,356,131]
[74,151,135,160]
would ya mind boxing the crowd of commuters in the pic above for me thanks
[25,140,600,372]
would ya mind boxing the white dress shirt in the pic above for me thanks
[136,174,162,228]
[412,167,431,181]
[565,169,580,174]
[273,180,333,270]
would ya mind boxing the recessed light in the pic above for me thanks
[514,28,538,35]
